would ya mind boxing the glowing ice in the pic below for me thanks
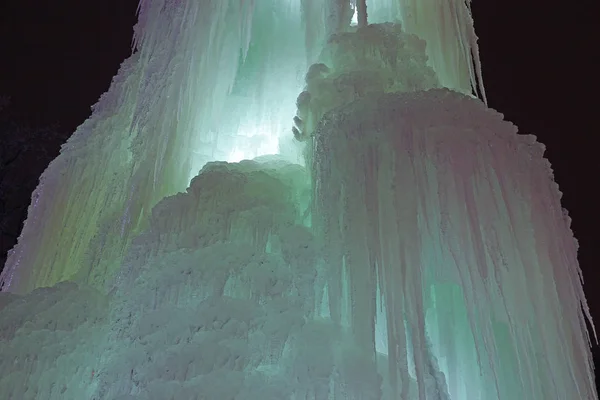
[0,1,595,399]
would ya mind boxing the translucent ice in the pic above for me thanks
[0,1,595,399]
[310,88,596,399]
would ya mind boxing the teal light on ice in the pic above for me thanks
[0,1,595,399]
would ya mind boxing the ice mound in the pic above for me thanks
[92,158,387,399]
[1,1,594,398]
[0,90,595,399]
[311,88,595,399]
[0,282,108,400]
[293,23,440,142]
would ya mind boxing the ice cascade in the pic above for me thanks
[0,1,596,399]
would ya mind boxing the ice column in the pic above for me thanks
[1,0,310,293]
[311,89,596,399]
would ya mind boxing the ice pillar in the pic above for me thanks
[1,0,486,294]
[0,0,596,399]
[311,89,596,399]
[1,0,310,293]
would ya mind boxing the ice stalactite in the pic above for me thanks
[311,89,595,398]
[0,1,596,399]
[1,0,309,293]
[367,0,486,101]
[357,0,368,27]
[1,0,488,294]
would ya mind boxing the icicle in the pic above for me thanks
[366,0,486,101]
[312,89,596,398]
[1,0,309,293]
[357,0,368,27]
[2,2,595,399]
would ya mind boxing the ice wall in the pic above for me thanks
[1,0,486,294]
[1,94,595,398]
[1,0,308,293]
[1,159,377,399]
[1,0,596,399]
[310,88,596,399]
[366,0,485,99]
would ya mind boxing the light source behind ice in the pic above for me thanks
[1,0,488,293]
[1,90,595,399]
[0,1,595,399]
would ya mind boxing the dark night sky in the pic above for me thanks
[1,0,598,344]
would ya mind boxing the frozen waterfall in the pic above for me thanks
[0,1,595,399]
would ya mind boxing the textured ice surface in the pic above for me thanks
[293,23,439,142]
[1,92,596,399]
[1,0,487,294]
[0,1,596,399]
[311,89,596,399]
[0,283,108,400]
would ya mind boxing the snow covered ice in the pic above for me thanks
[0,1,596,399]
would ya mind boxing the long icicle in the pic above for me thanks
[357,0,368,27]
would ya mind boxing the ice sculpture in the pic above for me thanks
[0,1,596,399]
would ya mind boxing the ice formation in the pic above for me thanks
[0,1,596,399]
